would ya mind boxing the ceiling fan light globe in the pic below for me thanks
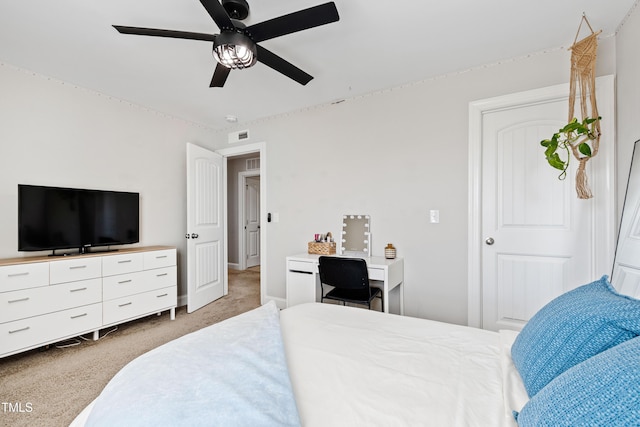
[212,32,257,69]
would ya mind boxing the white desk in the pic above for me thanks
[286,253,404,314]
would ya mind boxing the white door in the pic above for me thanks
[469,76,615,331]
[245,176,260,268]
[186,143,226,313]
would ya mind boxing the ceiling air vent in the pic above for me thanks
[246,158,260,170]
[228,129,250,144]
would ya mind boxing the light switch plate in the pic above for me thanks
[429,210,440,223]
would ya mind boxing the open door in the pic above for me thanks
[186,143,226,313]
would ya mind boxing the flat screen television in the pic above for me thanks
[18,184,139,254]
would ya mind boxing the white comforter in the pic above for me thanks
[280,303,528,427]
[71,302,528,427]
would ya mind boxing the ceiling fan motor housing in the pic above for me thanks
[222,0,250,20]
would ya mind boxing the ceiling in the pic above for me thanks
[0,0,636,130]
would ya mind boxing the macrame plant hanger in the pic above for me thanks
[568,14,602,199]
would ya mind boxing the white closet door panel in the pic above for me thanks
[495,254,569,328]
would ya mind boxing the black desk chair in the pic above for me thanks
[318,256,383,311]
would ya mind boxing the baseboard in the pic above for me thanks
[177,294,187,307]
[263,295,287,310]
[227,263,240,270]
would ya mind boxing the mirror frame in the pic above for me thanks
[611,139,640,296]
[340,215,371,257]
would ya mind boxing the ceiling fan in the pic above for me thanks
[113,0,339,88]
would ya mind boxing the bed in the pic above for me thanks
[70,275,640,427]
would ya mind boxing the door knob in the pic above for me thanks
[191,233,199,239]
[185,234,190,239]
[485,237,495,245]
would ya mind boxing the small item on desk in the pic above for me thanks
[385,243,396,259]
[308,240,336,255]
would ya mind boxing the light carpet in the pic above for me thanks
[0,267,260,427]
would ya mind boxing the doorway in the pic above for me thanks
[227,156,261,271]
[218,143,266,306]
[467,76,616,331]
[242,174,261,269]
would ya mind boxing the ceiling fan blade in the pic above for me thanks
[113,25,216,42]
[199,0,235,31]
[256,45,312,85]
[210,63,231,87]
[246,2,339,43]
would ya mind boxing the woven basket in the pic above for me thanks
[308,241,336,255]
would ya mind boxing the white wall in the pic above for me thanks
[0,26,628,325]
[214,39,617,325]
[0,63,217,297]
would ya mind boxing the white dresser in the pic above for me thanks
[0,246,177,358]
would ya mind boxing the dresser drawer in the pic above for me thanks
[145,266,177,289]
[288,260,316,274]
[143,249,176,270]
[102,267,176,301]
[103,286,177,326]
[0,278,102,324]
[50,257,102,284]
[0,303,102,357]
[0,262,49,292]
[102,253,143,277]
[368,268,385,281]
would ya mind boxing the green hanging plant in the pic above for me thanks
[540,116,601,180]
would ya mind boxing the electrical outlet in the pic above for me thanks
[429,210,440,223]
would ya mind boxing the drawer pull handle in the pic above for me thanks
[157,293,169,298]
[118,280,132,284]
[71,313,88,319]
[119,302,132,308]
[156,273,168,277]
[9,326,30,334]
[70,287,87,293]
[8,297,30,304]
[156,255,168,259]
[8,272,29,278]
[70,265,87,270]
[118,260,133,264]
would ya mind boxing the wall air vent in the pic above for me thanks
[228,129,250,144]
[246,158,260,171]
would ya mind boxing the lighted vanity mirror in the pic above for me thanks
[341,215,371,256]
[611,139,640,298]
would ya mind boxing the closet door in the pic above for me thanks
[468,76,615,331]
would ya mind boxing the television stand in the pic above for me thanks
[1,246,177,358]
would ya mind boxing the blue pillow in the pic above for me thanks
[511,275,640,397]
[514,336,640,426]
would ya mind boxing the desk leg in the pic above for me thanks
[383,289,390,313]
[399,282,404,315]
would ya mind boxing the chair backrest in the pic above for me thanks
[318,256,369,291]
